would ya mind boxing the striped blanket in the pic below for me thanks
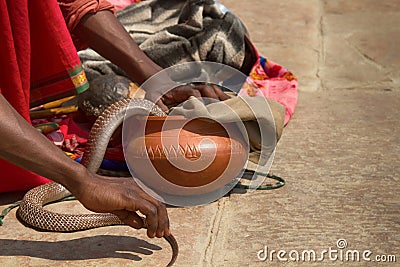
[78,0,248,81]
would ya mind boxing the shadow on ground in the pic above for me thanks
[0,235,161,261]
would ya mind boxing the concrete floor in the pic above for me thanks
[1,0,399,266]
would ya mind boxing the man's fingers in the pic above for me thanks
[128,179,170,237]
[161,86,201,106]
[193,85,219,100]
[214,86,231,101]
[192,84,230,101]
[176,87,201,103]
[155,202,169,237]
[113,210,145,229]
[149,83,230,109]
[155,99,169,112]
[210,84,231,101]
[135,191,169,237]
[131,201,159,238]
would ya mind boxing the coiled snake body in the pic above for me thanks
[17,98,178,267]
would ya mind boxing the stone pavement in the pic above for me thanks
[1,0,399,266]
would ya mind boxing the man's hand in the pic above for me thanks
[72,172,170,238]
[148,83,231,112]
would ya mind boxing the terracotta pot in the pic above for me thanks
[125,115,248,195]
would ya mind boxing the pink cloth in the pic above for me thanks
[239,47,298,125]
[107,0,140,10]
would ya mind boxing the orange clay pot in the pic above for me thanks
[125,116,248,195]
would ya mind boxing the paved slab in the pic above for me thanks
[209,89,400,266]
[320,0,400,90]
[220,0,322,92]
[0,196,219,266]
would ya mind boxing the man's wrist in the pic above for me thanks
[57,161,91,195]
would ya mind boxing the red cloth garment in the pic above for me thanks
[58,0,115,50]
[58,0,115,31]
[0,0,89,193]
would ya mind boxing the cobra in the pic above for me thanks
[16,98,178,267]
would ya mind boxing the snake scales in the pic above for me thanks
[16,98,178,267]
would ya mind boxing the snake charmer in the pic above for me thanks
[0,0,232,265]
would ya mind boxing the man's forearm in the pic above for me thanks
[74,10,162,84]
[0,95,88,190]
